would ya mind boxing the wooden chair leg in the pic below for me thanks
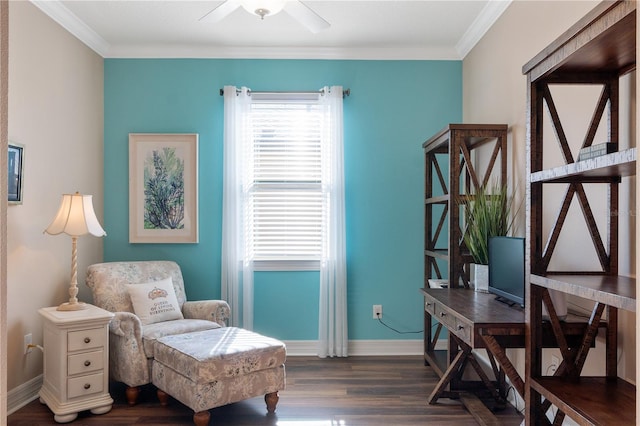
[265,392,279,413]
[125,386,139,406]
[193,410,210,426]
[157,389,169,406]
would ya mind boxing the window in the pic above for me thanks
[246,93,325,270]
[222,85,346,343]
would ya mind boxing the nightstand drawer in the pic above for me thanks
[68,350,103,376]
[68,328,104,352]
[68,372,104,399]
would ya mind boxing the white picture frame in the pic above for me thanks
[129,133,198,243]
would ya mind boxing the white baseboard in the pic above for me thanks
[8,374,42,415]
[284,339,448,356]
[7,340,449,414]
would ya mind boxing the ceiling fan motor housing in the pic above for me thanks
[201,0,330,33]
[255,8,270,19]
[241,0,286,19]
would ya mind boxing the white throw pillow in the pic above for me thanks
[127,277,184,325]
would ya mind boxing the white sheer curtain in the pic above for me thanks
[221,86,254,329]
[318,86,348,358]
[222,84,347,345]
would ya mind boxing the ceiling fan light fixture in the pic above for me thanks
[241,0,286,19]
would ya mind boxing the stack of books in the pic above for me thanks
[577,142,617,161]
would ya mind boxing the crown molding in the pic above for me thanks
[104,44,460,60]
[456,0,512,59]
[32,0,506,60]
[30,0,110,57]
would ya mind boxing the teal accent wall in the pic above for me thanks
[104,59,462,341]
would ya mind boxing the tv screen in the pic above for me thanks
[488,236,525,307]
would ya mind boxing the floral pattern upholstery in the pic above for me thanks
[85,261,231,388]
[152,327,286,413]
[142,319,220,358]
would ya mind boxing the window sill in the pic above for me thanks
[253,260,320,272]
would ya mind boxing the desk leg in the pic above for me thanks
[424,311,443,367]
[465,351,504,404]
[427,347,469,404]
[480,334,525,399]
[428,335,507,405]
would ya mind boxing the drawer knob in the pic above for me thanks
[457,325,464,330]
[439,312,446,317]
[84,383,91,390]
[84,360,91,367]
[84,337,91,344]
[426,303,432,307]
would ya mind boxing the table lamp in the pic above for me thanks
[44,192,106,311]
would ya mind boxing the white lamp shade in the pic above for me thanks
[44,193,106,237]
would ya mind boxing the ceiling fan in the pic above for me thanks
[200,0,330,33]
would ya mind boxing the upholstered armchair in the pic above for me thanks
[85,261,230,405]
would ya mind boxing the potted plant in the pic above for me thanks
[462,182,518,291]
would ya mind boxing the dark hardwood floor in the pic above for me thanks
[8,356,523,425]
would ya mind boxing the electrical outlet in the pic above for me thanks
[372,305,382,319]
[24,333,32,355]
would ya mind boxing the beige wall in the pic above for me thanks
[463,0,636,406]
[7,1,104,391]
[1,0,9,423]
[464,0,600,226]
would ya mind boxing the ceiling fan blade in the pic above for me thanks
[199,0,242,23]
[283,1,330,33]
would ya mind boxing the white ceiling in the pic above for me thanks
[31,0,512,60]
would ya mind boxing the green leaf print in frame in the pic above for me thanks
[129,133,199,243]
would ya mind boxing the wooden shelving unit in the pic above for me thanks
[423,124,508,290]
[422,124,507,396]
[522,1,636,424]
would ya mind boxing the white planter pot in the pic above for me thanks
[473,263,489,293]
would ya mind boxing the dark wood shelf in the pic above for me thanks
[425,195,449,204]
[422,125,509,420]
[423,124,508,289]
[422,123,508,153]
[530,148,636,183]
[424,249,449,261]
[522,1,636,82]
[531,274,636,312]
[530,377,636,425]
[523,1,636,424]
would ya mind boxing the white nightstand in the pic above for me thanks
[38,304,114,423]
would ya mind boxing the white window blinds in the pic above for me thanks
[246,93,324,265]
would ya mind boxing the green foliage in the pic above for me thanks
[143,147,185,230]
[462,182,517,265]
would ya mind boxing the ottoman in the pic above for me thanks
[152,327,286,426]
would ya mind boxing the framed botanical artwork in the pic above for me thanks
[8,143,24,205]
[129,133,199,243]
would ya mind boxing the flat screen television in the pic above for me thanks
[488,236,525,307]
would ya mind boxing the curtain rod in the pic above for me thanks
[219,88,351,98]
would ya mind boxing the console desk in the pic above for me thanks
[421,288,598,409]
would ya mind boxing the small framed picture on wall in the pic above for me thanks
[8,143,24,204]
[129,133,199,243]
